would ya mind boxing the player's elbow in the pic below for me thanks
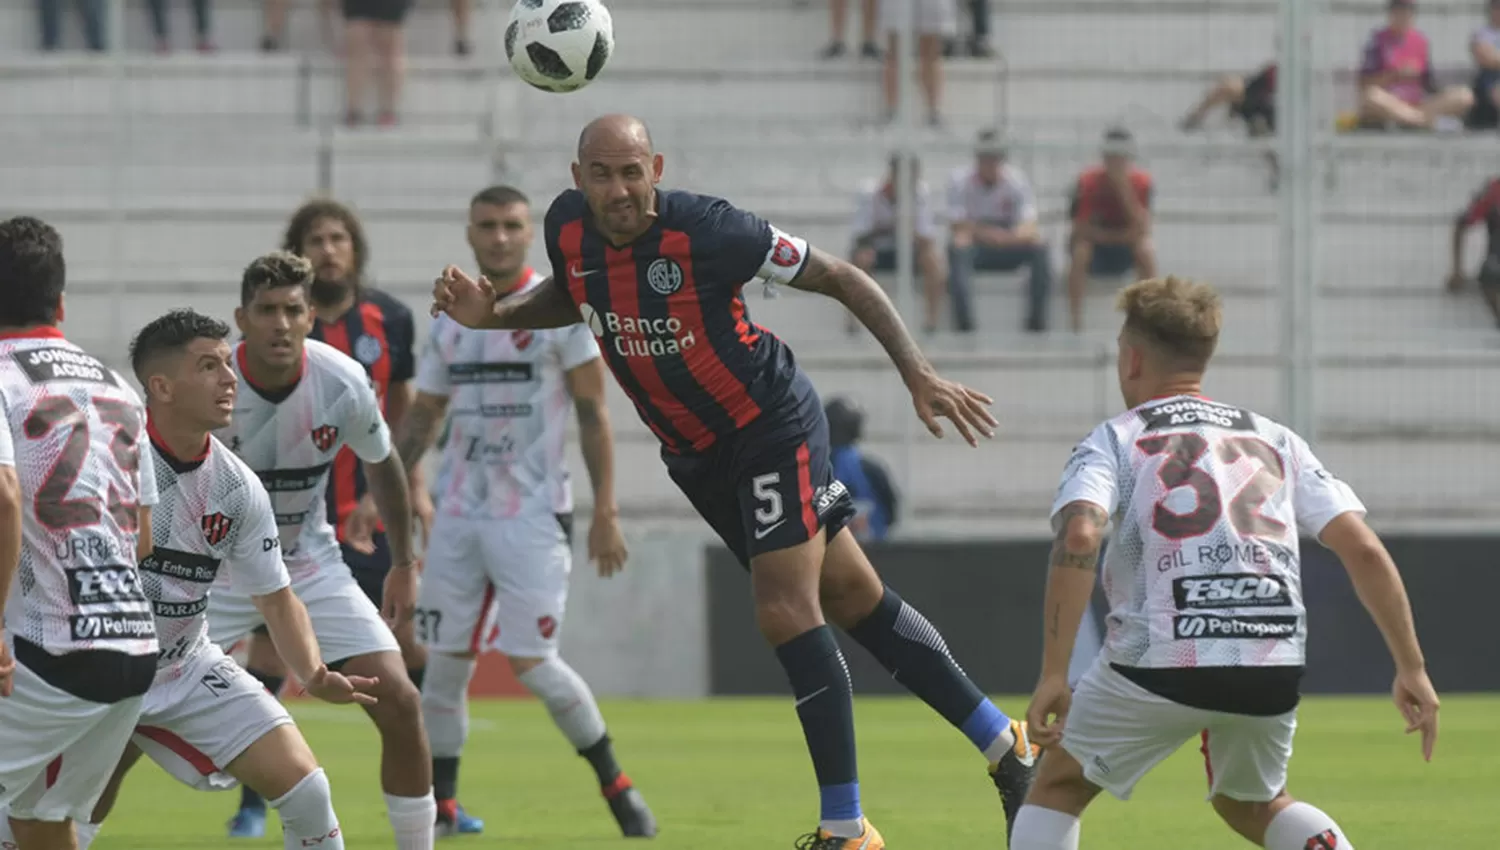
[1320,512,1389,572]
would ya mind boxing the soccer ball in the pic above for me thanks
[505,0,614,93]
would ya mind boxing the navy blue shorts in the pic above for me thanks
[663,397,857,569]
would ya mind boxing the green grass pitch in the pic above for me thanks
[95,694,1498,848]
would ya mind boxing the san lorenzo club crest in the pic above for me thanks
[202,512,234,546]
[353,335,384,365]
[646,258,684,296]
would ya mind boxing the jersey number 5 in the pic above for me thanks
[1136,433,1287,540]
[23,395,142,532]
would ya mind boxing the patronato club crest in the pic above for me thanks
[512,330,534,351]
[202,512,234,546]
[646,258,684,295]
[311,424,340,451]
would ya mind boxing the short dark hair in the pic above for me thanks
[129,308,232,385]
[0,216,66,328]
[281,198,368,276]
[240,250,314,306]
[470,185,530,209]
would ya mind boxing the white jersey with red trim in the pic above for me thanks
[1052,395,1365,670]
[415,271,600,520]
[0,330,158,657]
[142,432,290,681]
[217,340,392,583]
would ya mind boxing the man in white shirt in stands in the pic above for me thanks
[850,154,947,334]
[946,129,1052,334]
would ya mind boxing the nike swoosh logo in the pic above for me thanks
[569,267,596,279]
[754,520,786,541]
[794,685,829,707]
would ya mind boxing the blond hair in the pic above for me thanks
[1116,276,1222,368]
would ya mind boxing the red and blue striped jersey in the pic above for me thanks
[309,287,415,539]
[546,188,815,454]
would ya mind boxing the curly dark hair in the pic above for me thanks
[281,198,368,277]
[240,250,314,306]
[0,216,66,328]
[129,308,232,385]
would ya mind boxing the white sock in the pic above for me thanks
[384,791,436,850]
[982,724,1018,764]
[1264,802,1353,850]
[75,821,101,850]
[1010,805,1081,850]
[518,657,608,750]
[421,653,475,758]
[269,768,343,850]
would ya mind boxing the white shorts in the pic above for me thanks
[133,644,294,792]
[416,513,571,658]
[880,0,958,37]
[209,568,400,664]
[0,656,143,822]
[1060,659,1297,803]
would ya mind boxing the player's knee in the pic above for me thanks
[1068,235,1093,264]
[506,654,546,677]
[8,818,75,850]
[752,594,823,643]
[1211,792,1285,844]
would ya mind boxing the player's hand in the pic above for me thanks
[381,563,419,630]
[909,370,996,447]
[589,510,628,578]
[341,495,380,556]
[1392,666,1440,762]
[431,265,498,329]
[411,487,435,549]
[1025,674,1072,748]
[304,664,379,706]
[0,635,14,698]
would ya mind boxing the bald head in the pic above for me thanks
[577,114,653,161]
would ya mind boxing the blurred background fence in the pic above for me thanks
[2,0,1498,539]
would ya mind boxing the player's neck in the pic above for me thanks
[1133,378,1204,407]
[486,268,527,297]
[242,351,302,393]
[146,410,208,464]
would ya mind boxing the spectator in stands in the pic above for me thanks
[451,0,472,55]
[262,0,339,53]
[147,0,213,52]
[1180,63,1277,136]
[821,0,880,59]
[946,129,1050,334]
[1448,176,1500,327]
[37,0,105,51]
[826,397,899,543]
[850,154,946,334]
[343,0,411,126]
[946,0,992,59]
[1357,0,1472,131]
[881,0,955,125]
[1065,127,1156,333]
[1465,0,1500,130]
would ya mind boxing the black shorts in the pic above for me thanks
[1232,67,1277,134]
[1467,70,1500,129]
[249,531,390,638]
[342,0,411,24]
[663,395,857,569]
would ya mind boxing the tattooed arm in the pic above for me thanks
[1038,501,1109,682]
[787,248,997,444]
[394,392,450,483]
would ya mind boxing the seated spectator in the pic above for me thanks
[946,129,1051,333]
[1180,63,1277,136]
[821,0,880,59]
[1358,0,1472,131]
[37,0,105,51]
[826,397,899,543]
[343,0,411,126]
[850,155,947,334]
[881,0,955,125]
[1066,127,1156,333]
[1466,0,1500,130]
[1449,176,1500,327]
[147,0,214,53]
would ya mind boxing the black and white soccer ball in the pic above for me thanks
[505,0,614,93]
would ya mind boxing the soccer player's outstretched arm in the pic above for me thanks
[1027,430,1117,746]
[1292,438,1439,760]
[432,267,582,331]
[786,247,997,445]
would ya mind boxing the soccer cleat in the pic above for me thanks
[226,807,267,839]
[434,800,484,837]
[602,775,657,837]
[793,818,885,849]
[989,719,1042,841]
